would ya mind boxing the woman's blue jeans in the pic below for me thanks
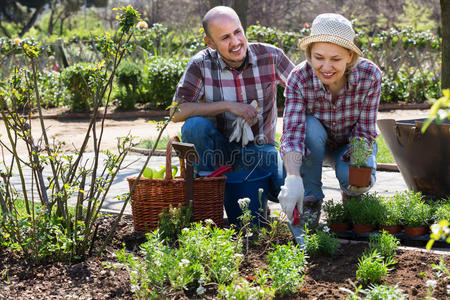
[301,115,377,201]
[181,116,285,202]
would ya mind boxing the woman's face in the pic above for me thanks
[310,42,353,89]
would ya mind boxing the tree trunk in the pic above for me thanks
[47,0,56,35]
[18,5,45,38]
[209,0,223,8]
[233,0,248,30]
[441,0,450,89]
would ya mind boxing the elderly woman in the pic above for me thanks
[278,13,382,222]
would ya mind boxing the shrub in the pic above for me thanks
[142,56,188,108]
[402,201,433,227]
[377,196,402,226]
[433,203,450,223]
[62,62,106,111]
[114,60,144,109]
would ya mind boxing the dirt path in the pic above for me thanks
[0,109,430,155]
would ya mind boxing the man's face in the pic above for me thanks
[204,15,248,69]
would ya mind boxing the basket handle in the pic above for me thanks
[165,136,186,180]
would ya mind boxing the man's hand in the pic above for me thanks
[278,175,304,220]
[228,102,258,125]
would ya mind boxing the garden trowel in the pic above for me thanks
[287,207,306,248]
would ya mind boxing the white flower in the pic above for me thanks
[196,285,206,295]
[13,38,21,44]
[238,197,251,209]
[323,226,330,233]
[136,21,148,29]
[426,279,437,289]
[204,218,215,225]
[179,258,190,267]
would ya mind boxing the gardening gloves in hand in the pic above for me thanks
[229,100,260,147]
[278,175,304,220]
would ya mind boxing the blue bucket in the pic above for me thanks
[224,169,272,225]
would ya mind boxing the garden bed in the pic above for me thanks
[1,215,449,299]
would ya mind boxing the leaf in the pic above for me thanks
[142,167,153,179]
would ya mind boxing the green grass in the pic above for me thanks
[137,132,394,163]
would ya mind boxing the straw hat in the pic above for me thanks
[299,13,362,56]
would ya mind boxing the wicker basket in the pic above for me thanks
[127,136,226,232]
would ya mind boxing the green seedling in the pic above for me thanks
[142,166,178,179]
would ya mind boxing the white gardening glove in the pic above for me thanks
[229,100,258,147]
[229,117,245,144]
[278,175,304,220]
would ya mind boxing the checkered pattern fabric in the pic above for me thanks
[280,58,382,156]
[173,43,294,145]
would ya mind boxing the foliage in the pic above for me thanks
[218,273,275,300]
[427,220,450,249]
[349,137,372,167]
[367,231,400,260]
[142,56,189,108]
[433,202,450,223]
[356,250,395,285]
[157,204,192,246]
[377,196,402,226]
[0,5,142,262]
[323,199,349,225]
[266,242,307,295]
[61,62,106,111]
[402,200,432,227]
[422,89,450,132]
[305,227,340,256]
[340,281,407,300]
[117,222,243,298]
[346,193,383,226]
[114,60,144,110]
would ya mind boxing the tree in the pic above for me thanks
[442,0,450,89]
[0,0,48,37]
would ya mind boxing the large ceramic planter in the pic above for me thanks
[348,166,372,187]
[404,225,428,237]
[379,225,402,234]
[329,223,351,233]
[353,224,375,234]
[377,118,450,199]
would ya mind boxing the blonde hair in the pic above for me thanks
[305,43,360,74]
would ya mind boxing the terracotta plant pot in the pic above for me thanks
[379,225,402,234]
[348,166,372,187]
[353,224,375,234]
[329,223,351,233]
[404,225,428,237]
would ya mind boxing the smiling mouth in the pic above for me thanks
[321,72,335,78]
[230,45,242,54]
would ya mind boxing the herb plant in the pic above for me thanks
[356,250,395,285]
[323,199,349,224]
[377,196,402,226]
[266,242,307,295]
[349,137,372,167]
[402,201,432,227]
[346,193,383,226]
[367,231,400,260]
[305,227,340,256]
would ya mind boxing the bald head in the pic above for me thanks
[202,6,241,37]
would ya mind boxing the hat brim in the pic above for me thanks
[298,34,362,56]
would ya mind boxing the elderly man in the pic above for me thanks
[171,6,294,223]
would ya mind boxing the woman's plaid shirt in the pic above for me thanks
[280,58,382,156]
[173,43,294,145]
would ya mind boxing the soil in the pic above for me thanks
[1,215,449,300]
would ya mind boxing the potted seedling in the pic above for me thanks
[377,196,403,234]
[402,201,432,237]
[348,137,373,187]
[347,193,383,234]
[323,199,351,233]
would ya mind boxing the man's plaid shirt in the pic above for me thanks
[280,58,382,156]
[173,43,294,145]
